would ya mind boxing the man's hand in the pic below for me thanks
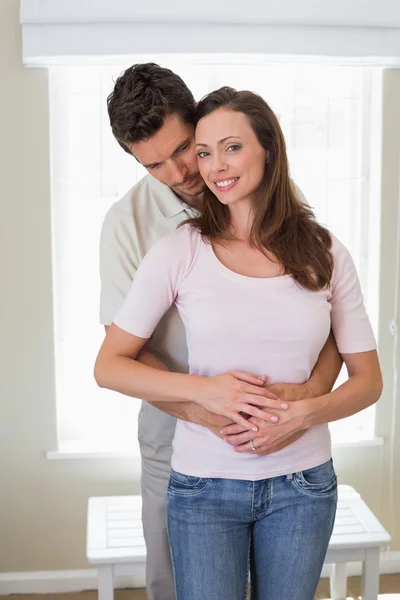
[186,403,235,437]
[220,382,311,455]
[265,381,311,403]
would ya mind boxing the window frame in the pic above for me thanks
[48,58,386,457]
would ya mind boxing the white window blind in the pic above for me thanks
[20,0,400,66]
[49,57,380,453]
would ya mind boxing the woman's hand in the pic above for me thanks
[221,400,308,452]
[195,370,289,431]
[220,381,311,450]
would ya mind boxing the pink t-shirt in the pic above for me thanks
[114,224,376,480]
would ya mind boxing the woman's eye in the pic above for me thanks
[197,151,209,159]
[227,144,241,152]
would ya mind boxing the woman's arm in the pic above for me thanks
[301,349,382,426]
[94,323,289,431]
[104,329,230,430]
[135,347,233,433]
[258,348,382,434]
[222,348,382,452]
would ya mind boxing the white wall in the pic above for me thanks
[0,0,399,573]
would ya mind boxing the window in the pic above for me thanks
[49,57,380,453]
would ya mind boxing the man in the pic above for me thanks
[100,63,342,600]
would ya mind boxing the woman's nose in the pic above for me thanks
[211,154,228,172]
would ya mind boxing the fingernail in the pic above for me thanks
[280,403,288,409]
[271,416,279,422]
[252,426,258,432]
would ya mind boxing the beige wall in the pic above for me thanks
[0,0,140,572]
[0,0,399,573]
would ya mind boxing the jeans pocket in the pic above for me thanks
[168,469,210,496]
[294,459,337,497]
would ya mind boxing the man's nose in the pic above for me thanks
[170,159,188,183]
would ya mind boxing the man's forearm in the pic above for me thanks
[149,399,194,420]
[305,331,343,397]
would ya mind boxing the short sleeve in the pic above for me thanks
[330,236,376,354]
[99,203,140,326]
[113,226,192,338]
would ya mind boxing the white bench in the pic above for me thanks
[87,485,391,600]
[325,486,391,599]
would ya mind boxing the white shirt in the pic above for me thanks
[100,174,198,374]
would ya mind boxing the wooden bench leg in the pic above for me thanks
[361,547,380,600]
[330,563,347,600]
[98,565,114,600]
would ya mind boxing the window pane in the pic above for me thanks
[50,59,379,450]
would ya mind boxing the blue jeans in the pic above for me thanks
[167,459,337,600]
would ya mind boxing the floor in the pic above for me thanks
[1,574,400,599]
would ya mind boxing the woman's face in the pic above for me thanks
[195,108,267,207]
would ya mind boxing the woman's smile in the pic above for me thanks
[213,177,240,191]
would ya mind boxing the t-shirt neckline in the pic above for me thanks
[203,238,293,285]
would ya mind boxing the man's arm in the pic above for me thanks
[267,330,343,402]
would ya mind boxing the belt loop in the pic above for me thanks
[286,473,293,481]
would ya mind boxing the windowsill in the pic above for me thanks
[331,436,384,448]
[46,437,385,460]
[46,440,141,460]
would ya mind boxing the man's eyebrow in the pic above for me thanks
[142,139,191,169]
[195,136,241,147]
[143,160,161,169]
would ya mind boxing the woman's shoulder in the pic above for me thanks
[158,222,202,253]
[145,222,199,251]
[142,223,202,276]
[328,232,351,259]
[328,232,356,279]
[171,222,202,241]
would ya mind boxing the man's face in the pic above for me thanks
[128,113,205,204]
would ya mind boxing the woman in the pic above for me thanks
[95,87,382,600]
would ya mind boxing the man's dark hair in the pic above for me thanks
[107,63,196,154]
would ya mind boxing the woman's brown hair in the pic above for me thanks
[184,87,333,291]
